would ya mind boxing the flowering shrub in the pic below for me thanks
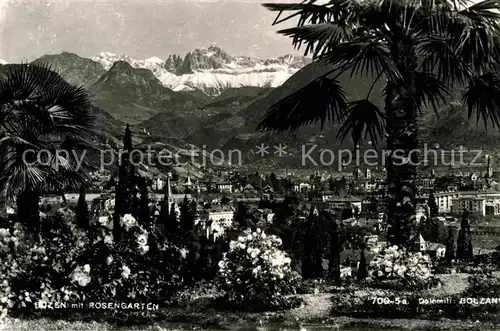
[76,214,184,305]
[370,246,435,289]
[217,228,301,311]
[0,213,185,320]
[0,215,89,319]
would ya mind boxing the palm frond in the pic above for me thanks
[415,0,500,70]
[462,72,500,129]
[337,99,385,148]
[43,169,89,193]
[320,38,402,82]
[458,0,500,22]
[258,76,348,132]
[415,0,468,34]
[414,71,450,115]
[0,63,95,198]
[277,23,355,58]
[417,36,471,85]
[263,0,352,26]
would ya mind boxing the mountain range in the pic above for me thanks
[92,45,310,96]
[1,46,499,172]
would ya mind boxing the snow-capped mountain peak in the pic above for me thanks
[92,46,310,95]
[0,59,8,65]
[93,52,166,72]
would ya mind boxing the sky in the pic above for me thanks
[0,0,299,63]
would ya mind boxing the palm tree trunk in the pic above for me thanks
[385,46,419,247]
[17,189,41,240]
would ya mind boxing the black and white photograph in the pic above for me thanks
[1,0,500,330]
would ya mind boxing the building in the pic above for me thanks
[152,177,165,192]
[435,190,500,216]
[198,207,235,239]
[293,182,314,192]
[217,182,233,194]
[205,209,234,223]
[412,204,430,224]
[451,196,486,215]
[410,233,446,259]
[320,193,363,212]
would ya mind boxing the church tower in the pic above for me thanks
[185,172,192,187]
[414,233,427,252]
[164,172,174,213]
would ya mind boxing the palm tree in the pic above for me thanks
[259,0,500,246]
[0,63,95,236]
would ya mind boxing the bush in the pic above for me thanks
[217,228,301,311]
[74,214,184,305]
[0,215,89,319]
[370,245,435,288]
[0,213,185,320]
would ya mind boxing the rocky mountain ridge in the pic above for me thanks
[92,45,310,95]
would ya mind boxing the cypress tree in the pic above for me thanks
[328,220,341,285]
[190,199,198,223]
[183,230,200,284]
[457,211,474,261]
[427,192,439,217]
[113,124,136,242]
[302,206,317,278]
[445,226,455,266]
[180,196,195,234]
[76,185,89,229]
[314,219,324,278]
[235,202,249,229]
[170,203,177,222]
[356,248,368,281]
[196,235,211,280]
[211,235,226,278]
[160,201,177,238]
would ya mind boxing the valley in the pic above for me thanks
[2,45,500,174]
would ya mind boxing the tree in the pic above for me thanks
[445,226,456,266]
[329,220,341,285]
[235,202,249,229]
[302,207,317,278]
[0,64,95,238]
[112,124,137,242]
[196,234,211,280]
[357,248,368,281]
[220,196,230,205]
[160,201,177,238]
[428,192,439,217]
[137,178,151,231]
[180,196,195,234]
[182,230,200,285]
[457,211,474,261]
[259,0,500,246]
[341,207,353,220]
[76,185,89,229]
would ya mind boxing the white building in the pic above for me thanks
[198,208,235,240]
[320,193,363,211]
[293,182,314,192]
[451,197,486,215]
[217,182,233,194]
[435,191,500,216]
